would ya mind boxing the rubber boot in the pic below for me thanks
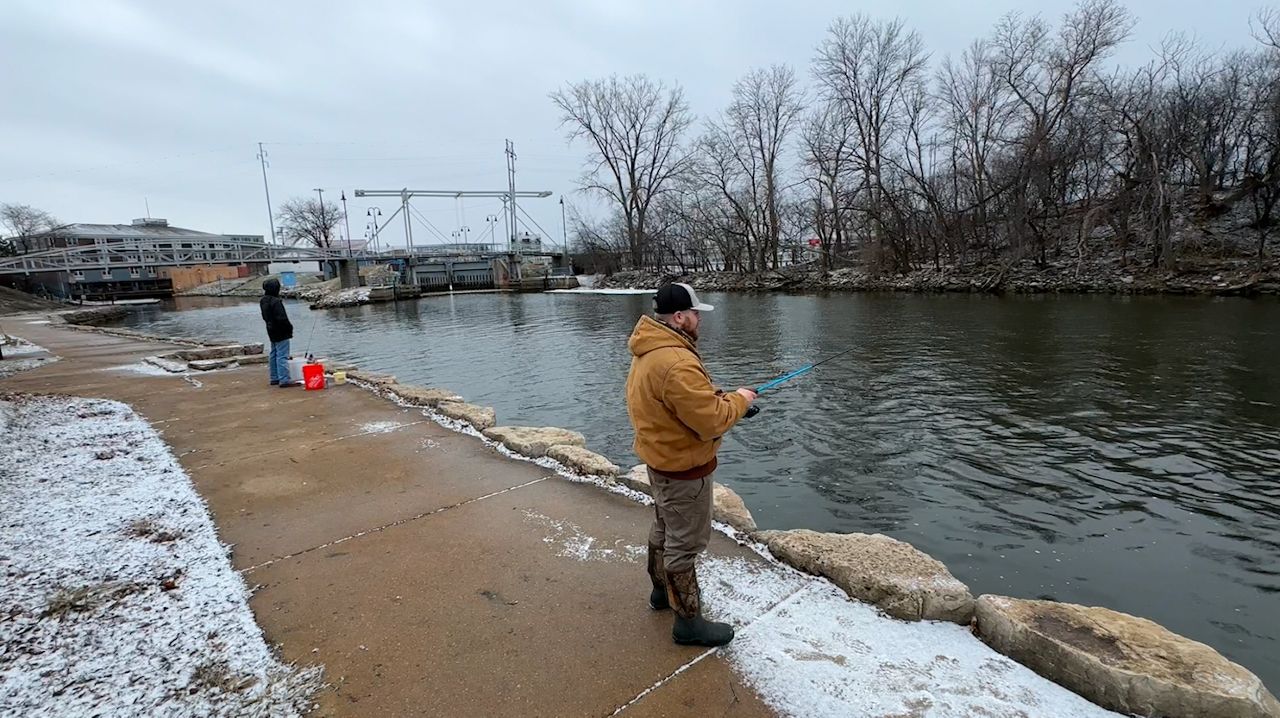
[647,544,669,610]
[666,567,734,647]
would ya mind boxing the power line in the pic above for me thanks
[516,203,562,249]
[407,204,453,244]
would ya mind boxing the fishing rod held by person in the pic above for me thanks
[743,346,858,418]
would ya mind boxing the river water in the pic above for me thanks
[117,290,1280,687]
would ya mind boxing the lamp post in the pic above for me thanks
[366,207,383,253]
[313,188,327,248]
[485,214,499,249]
[560,196,571,272]
[340,191,353,257]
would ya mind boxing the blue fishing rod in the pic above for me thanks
[743,346,859,418]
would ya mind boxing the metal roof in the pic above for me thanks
[30,223,243,239]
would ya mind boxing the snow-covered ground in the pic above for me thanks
[521,513,1121,718]
[1,335,48,356]
[0,395,320,717]
[547,287,656,295]
[0,336,58,377]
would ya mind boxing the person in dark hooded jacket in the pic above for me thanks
[260,278,296,387]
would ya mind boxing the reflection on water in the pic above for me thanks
[120,291,1280,688]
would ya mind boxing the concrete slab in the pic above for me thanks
[246,476,769,717]
[622,656,775,718]
[190,427,550,569]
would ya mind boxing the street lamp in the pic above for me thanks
[366,207,383,253]
[313,188,327,247]
[485,214,499,249]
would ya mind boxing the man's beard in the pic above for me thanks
[684,323,699,342]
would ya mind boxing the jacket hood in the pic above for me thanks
[629,315,696,358]
[263,278,281,296]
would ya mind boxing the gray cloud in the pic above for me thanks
[0,0,1264,245]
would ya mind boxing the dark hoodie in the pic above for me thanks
[259,278,293,343]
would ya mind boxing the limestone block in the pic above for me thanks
[387,384,463,407]
[482,426,586,458]
[348,370,397,386]
[757,529,974,623]
[435,401,496,431]
[546,445,620,477]
[712,483,757,533]
[618,465,652,495]
[975,595,1280,718]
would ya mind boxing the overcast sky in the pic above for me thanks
[0,0,1266,249]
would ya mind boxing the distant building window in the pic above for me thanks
[129,268,140,278]
[72,270,85,281]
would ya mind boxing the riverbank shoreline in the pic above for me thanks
[2,318,1163,717]
[12,311,1276,717]
[595,256,1280,297]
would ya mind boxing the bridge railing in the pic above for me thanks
[0,237,564,275]
[0,239,371,275]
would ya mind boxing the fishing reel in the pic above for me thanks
[744,405,760,419]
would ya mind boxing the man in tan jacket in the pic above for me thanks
[625,282,756,647]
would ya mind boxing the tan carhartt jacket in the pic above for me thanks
[625,315,749,478]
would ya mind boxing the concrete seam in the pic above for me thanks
[609,582,814,716]
[608,647,718,717]
[239,475,550,574]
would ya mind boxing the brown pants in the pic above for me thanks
[647,467,713,573]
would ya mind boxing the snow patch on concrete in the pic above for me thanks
[521,510,645,563]
[0,356,59,378]
[1,336,48,356]
[0,395,321,716]
[99,361,176,377]
[698,557,1122,718]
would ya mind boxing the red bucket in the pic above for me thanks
[302,363,326,390]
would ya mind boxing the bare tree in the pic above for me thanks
[0,203,59,254]
[938,40,1017,260]
[1254,8,1280,52]
[277,197,343,249]
[1241,24,1280,260]
[556,0,1279,280]
[551,75,694,268]
[990,0,1134,265]
[722,65,804,269]
[814,14,930,270]
[801,100,859,268]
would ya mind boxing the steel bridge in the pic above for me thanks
[0,237,564,276]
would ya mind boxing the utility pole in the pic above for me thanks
[401,189,413,252]
[500,197,511,249]
[341,191,353,256]
[313,188,327,247]
[506,139,518,250]
[257,142,276,244]
[560,196,571,271]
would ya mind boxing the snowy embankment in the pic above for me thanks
[0,395,320,716]
[0,336,59,378]
[546,287,656,295]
